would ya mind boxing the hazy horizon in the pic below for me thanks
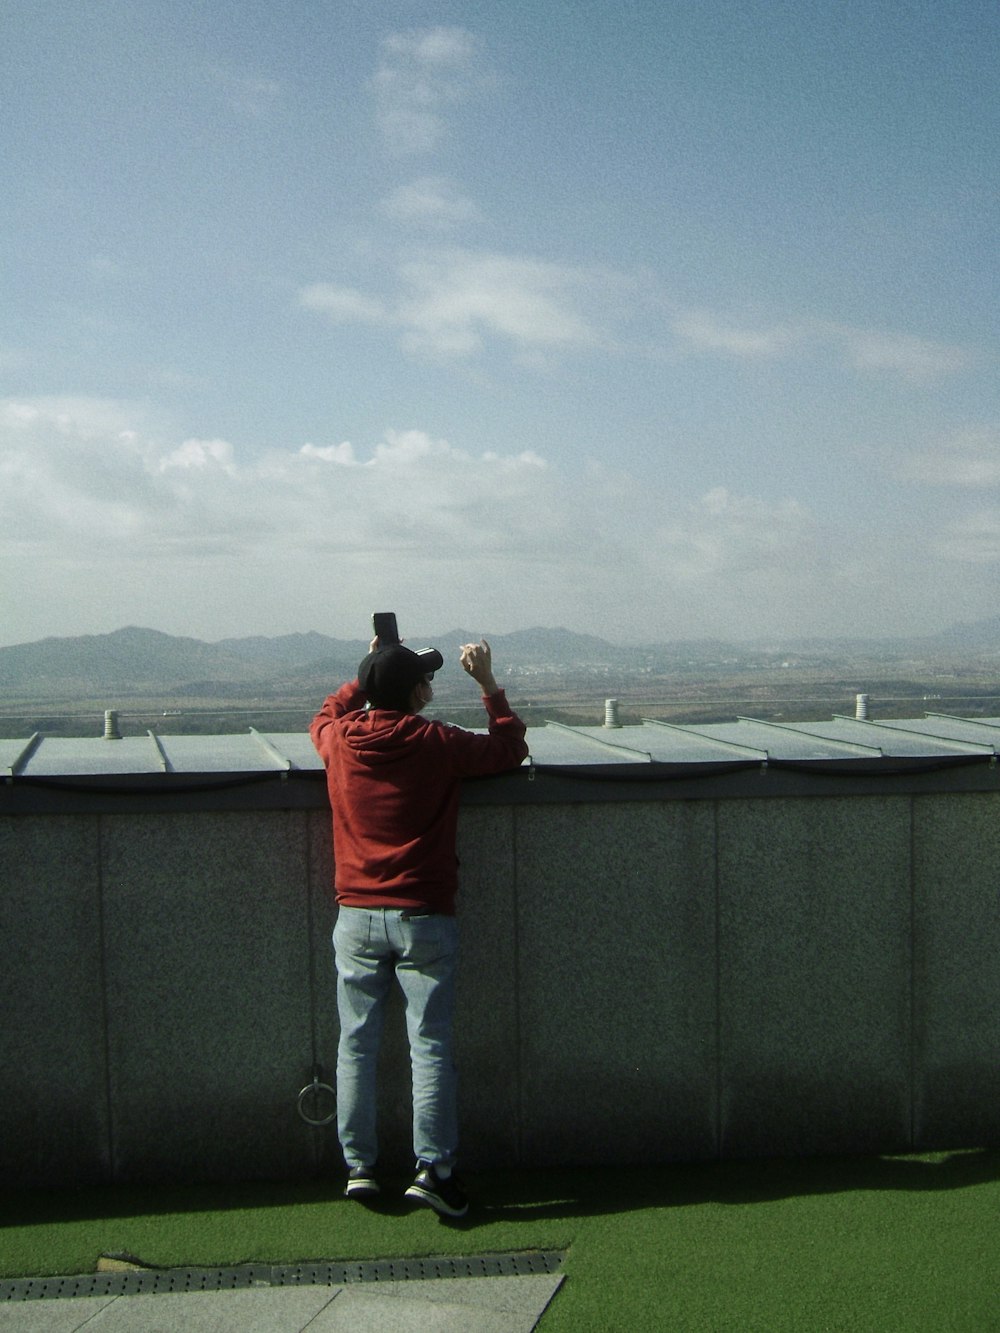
[3,3,998,649]
[3,612,999,657]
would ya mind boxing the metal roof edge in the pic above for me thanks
[249,727,295,770]
[4,732,42,777]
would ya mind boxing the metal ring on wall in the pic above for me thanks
[296,1067,336,1127]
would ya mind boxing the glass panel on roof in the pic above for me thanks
[24,737,163,776]
[786,718,990,757]
[157,734,288,772]
[258,733,326,769]
[529,724,650,765]
[879,717,1000,751]
[639,723,768,763]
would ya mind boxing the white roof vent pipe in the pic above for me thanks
[604,698,622,728]
[855,693,870,721]
[103,709,122,740]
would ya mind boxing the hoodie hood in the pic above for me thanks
[338,708,431,765]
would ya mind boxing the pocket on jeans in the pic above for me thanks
[407,913,441,942]
[334,906,373,953]
[406,913,456,957]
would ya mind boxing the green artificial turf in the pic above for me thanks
[3,1152,999,1330]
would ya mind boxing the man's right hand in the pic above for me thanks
[460,639,499,695]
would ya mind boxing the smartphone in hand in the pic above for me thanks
[372,612,399,645]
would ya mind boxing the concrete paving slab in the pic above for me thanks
[0,1295,119,1331]
[311,1274,564,1331]
[0,1287,338,1332]
[0,1273,564,1332]
[312,1291,523,1331]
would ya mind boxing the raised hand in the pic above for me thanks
[459,639,498,694]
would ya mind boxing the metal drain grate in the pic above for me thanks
[273,1250,564,1286]
[0,1250,565,1301]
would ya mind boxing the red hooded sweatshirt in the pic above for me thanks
[310,680,528,915]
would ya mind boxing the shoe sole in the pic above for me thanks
[404,1183,468,1218]
[345,1182,380,1200]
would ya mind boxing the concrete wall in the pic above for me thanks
[3,788,1000,1186]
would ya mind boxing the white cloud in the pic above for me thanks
[300,249,602,358]
[159,438,237,473]
[207,66,282,118]
[0,403,631,646]
[380,176,480,229]
[371,427,454,464]
[3,395,992,646]
[371,25,487,154]
[299,441,358,465]
[672,311,798,358]
[900,426,1000,488]
[398,251,599,355]
[0,394,832,639]
[290,429,563,553]
[836,327,971,380]
[654,487,817,583]
[932,509,1000,564]
[298,252,975,381]
[384,28,478,65]
[298,284,389,325]
[1,396,146,440]
[0,401,563,565]
[669,308,972,382]
[0,399,162,545]
[625,483,931,642]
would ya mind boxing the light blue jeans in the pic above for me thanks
[333,906,459,1171]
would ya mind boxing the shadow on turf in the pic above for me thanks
[4,1151,1000,1232]
[457,1150,1000,1227]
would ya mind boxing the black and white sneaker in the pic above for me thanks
[404,1163,469,1217]
[344,1166,380,1200]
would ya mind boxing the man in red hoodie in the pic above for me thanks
[310,635,528,1216]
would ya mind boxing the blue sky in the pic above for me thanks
[3,0,998,647]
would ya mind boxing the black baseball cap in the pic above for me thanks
[357,644,444,707]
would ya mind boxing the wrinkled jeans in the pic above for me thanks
[333,906,459,1170]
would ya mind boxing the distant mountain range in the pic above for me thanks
[0,625,625,701]
[0,619,998,704]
